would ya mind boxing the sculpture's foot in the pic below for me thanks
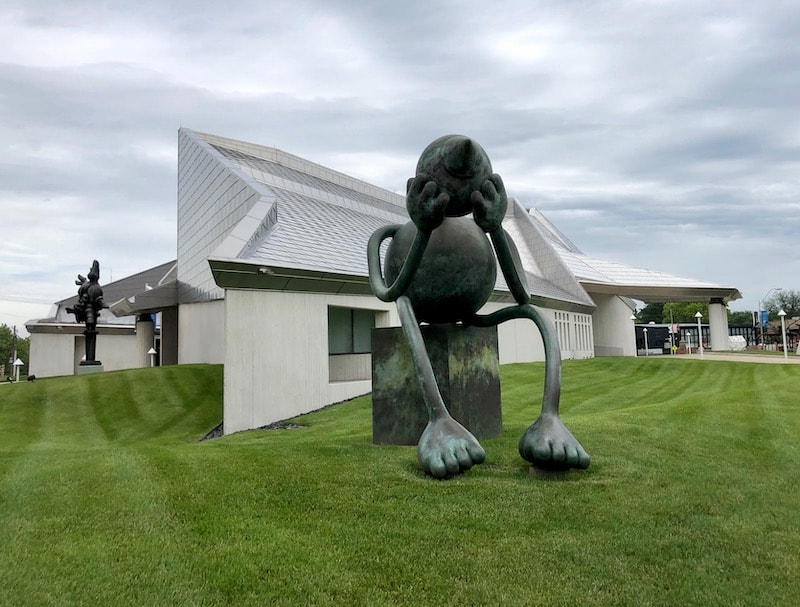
[519,414,590,470]
[418,417,486,479]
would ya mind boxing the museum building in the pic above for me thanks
[27,129,741,434]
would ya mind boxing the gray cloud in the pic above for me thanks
[1,0,799,325]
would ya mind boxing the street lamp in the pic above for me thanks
[12,358,23,383]
[643,327,649,356]
[695,311,704,359]
[630,314,637,356]
[759,288,782,348]
[147,347,158,367]
[778,309,788,362]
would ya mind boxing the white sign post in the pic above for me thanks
[12,358,23,383]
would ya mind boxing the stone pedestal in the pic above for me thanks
[77,363,104,376]
[371,325,502,445]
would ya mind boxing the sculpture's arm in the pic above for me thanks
[367,173,448,302]
[367,226,430,302]
[490,228,531,305]
[472,174,531,305]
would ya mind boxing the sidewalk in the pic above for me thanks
[670,351,800,364]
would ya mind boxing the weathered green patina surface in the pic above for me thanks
[367,135,589,478]
[371,325,502,445]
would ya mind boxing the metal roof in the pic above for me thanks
[190,130,595,312]
[182,129,739,308]
[527,209,742,303]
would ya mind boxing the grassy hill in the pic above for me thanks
[0,359,798,606]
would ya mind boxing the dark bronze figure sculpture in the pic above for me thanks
[367,135,590,478]
[66,260,105,366]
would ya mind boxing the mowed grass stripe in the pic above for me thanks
[0,446,210,605]
[0,360,798,606]
[0,366,225,605]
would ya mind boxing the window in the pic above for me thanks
[328,307,375,354]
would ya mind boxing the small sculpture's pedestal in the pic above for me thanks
[77,328,104,375]
[371,325,502,445]
[77,363,104,376]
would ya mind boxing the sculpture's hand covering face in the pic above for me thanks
[471,174,508,233]
[405,173,450,235]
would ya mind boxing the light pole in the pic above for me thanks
[759,288,782,349]
[630,314,637,356]
[12,358,23,383]
[643,327,649,356]
[779,309,788,362]
[695,311,704,359]
[669,308,676,355]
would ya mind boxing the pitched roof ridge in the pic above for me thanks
[258,175,406,222]
[527,208,584,254]
[510,201,594,307]
[183,128,405,209]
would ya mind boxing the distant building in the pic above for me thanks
[26,262,176,376]
[28,129,741,434]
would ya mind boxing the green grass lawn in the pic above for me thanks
[0,358,798,606]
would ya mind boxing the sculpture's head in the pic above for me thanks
[87,260,100,282]
[412,134,493,217]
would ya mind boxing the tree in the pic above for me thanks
[728,310,755,326]
[662,302,708,323]
[764,290,800,319]
[636,303,664,324]
[0,324,29,378]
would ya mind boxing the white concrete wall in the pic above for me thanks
[94,334,141,372]
[223,289,397,434]
[589,293,636,357]
[135,318,155,368]
[479,301,546,363]
[178,300,226,364]
[29,333,74,378]
[708,301,729,351]
[223,289,596,434]
[478,301,593,362]
[29,331,142,378]
[329,353,372,381]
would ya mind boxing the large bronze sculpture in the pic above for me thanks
[367,135,590,478]
[66,260,105,367]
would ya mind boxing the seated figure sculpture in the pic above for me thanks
[367,135,590,478]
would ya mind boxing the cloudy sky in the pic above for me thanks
[2,0,799,334]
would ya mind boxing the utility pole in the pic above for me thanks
[669,309,675,355]
[12,325,17,369]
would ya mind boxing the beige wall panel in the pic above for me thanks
[178,300,225,364]
[479,301,547,364]
[223,289,394,434]
[590,293,636,357]
[95,334,140,372]
[28,333,74,378]
[708,302,729,351]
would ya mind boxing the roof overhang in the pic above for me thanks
[25,322,136,336]
[209,258,597,313]
[109,281,178,317]
[209,258,375,296]
[580,280,742,304]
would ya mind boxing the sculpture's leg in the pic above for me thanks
[84,328,97,364]
[469,305,590,470]
[396,296,486,478]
